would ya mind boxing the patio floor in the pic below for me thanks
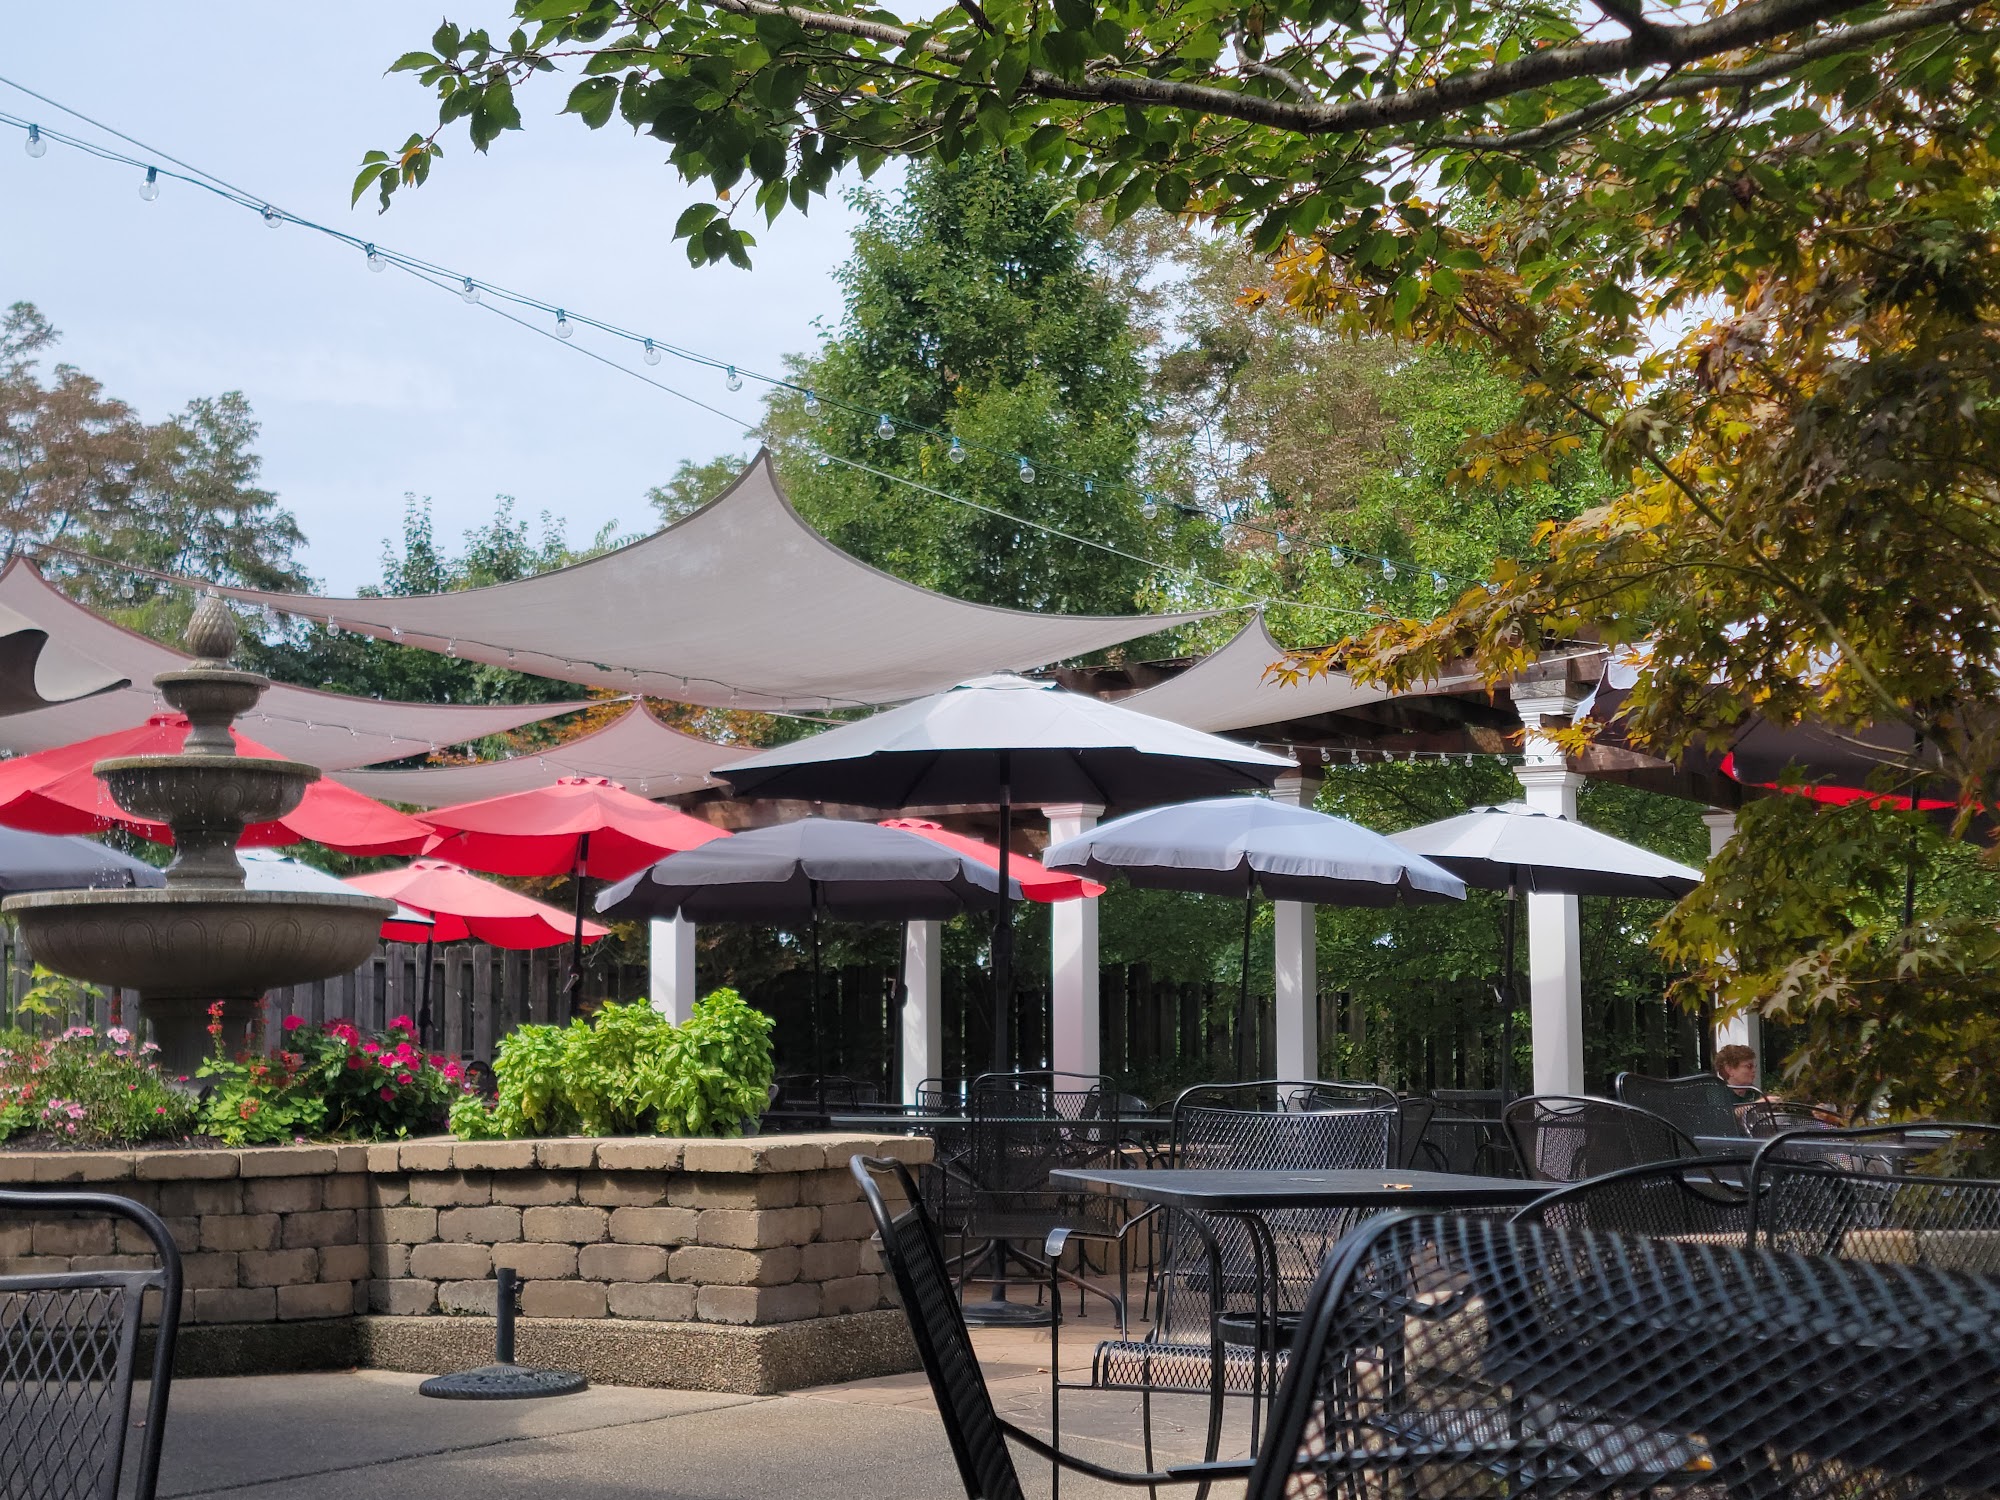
[145,1325,1255,1500]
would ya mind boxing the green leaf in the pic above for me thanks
[563,76,619,128]
[674,202,720,238]
[388,51,438,73]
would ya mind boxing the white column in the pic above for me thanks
[1701,808,1760,1071]
[1046,803,1104,1080]
[1512,683,1588,1096]
[1271,768,1322,1082]
[901,920,943,1106]
[648,916,697,1024]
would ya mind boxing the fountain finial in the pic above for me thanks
[184,593,240,664]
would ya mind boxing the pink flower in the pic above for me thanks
[154,1106,167,1115]
[282,1015,306,1032]
[388,1015,415,1034]
[378,1086,395,1102]
[106,1026,132,1045]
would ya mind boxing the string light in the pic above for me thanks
[724,365,741,391]
[459,277,479,305]
[1275,533,1292,556]
[1017,457,1036,484]
[1141,496,1158,520]
[365,243,387,272]
[876,413,896,440]
[1381,559,1398,582]
[1328,546,1347,568]
[261,204,281,228]
[139,166,158,201]
[554,311,573,340]
[803,390,819,412]
[947,437,965,465]
[24,123,44,157]
[642,339,661,365]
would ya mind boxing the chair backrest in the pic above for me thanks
[1741,1098,1826,1137]
[1614,1070,1756,1138]
[969,1070,1113,1122]
[1410,1094,1514,1176]
[1,1188,183,1500]
[1247,1210,2000,1500]
[1502,1093,1700,1182]
[1511,1154,1754,1241]
[1291,1080,1401,1111]
[850,1156,1023,1500]
[1393,1097,1437,1170]
[1749,1122,2000,1271]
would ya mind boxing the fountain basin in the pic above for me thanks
[3,887,395,1075]
[95,754,316,830]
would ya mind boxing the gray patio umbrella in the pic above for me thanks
[719,674,1295,1065]
[1390,803,1703,1100]
[0,826,163,892]
[1045,796,1467,1073]
[598,818,1021,1104]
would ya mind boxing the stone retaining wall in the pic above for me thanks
[0,1132,931,1393]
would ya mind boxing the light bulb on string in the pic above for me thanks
[24,125,46,158]
[803,389,819,412]
[365,244,387,272]
[1348,749,1361,766]
[1275,533,1293,556]
[1381,559,1397,582]
[261,205,281,229]
[947,437,965,464]
[460,278,480,304]
[876,414,896,440]
[724,366,742,391]
[1141,495,1159,520]
[1083,480,1094,497]
[139,167,160,201]
[1017,457,1036,484]
[555,311,574,339]
[1430,571,1446,592]
[815,451,833,468]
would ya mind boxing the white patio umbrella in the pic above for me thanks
[720,674,1295,1067]
[1045,795,1466,1074]
[1389,804,1703,1099]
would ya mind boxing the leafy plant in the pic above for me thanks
[0,1023,198,1145]
[451,989,773,1141]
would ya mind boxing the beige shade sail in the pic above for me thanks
[194,452,1220,712]
[1115,614,1405,733]
[0,596,127,719]
[334,703,750,807]
[0,560,601,770]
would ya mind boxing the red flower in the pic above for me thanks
[282,1015,306,1032]
[378,1086,395,1102]
[388,1015,415,1034]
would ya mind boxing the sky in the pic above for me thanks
[1,4,865,592]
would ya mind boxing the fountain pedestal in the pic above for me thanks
[2,596,393,1073]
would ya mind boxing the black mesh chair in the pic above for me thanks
[1502,1093,1701,1182]
[1749,1121,2000,1272]
[1742,1098,1828,1137]
[1511,1154,1754,1241]
[850,1156,1249,1500]
[1080,1083,1400,1468]
[1411,1094,1516,1177]
[2,1188,183,1500]
[1614,1069,1758,1138]
[1246,1211,2000,1500]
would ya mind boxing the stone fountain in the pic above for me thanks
[2,597,394,1075]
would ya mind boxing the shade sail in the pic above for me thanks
[346,859,606,949]
[720,673,1296,807]
[0,715,430,855]
[1117,615,1398,733]
[193,453,1218,712]
[1044,796,1465,905]
[0,560,598,769]
[878,817,1103,902]
[1390,803,1702,898]
[596,818,1017,923]
[0,595,128,719]
[334,704,750,807]
[418,775,728,880]
[0,826,163,892]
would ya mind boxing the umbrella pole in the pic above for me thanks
[810,896,825,1119]
[566,833,591,1021]
[1498,884,1519,1107]
[1236,883,1254,1081]
[991,758,1014,1073]
[418,935,435,1050]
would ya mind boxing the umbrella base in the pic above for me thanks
[418,1363,588,1400]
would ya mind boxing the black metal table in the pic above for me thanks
[1053,1168,1547,1451]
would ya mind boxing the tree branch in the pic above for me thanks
[1241,58,1318,102]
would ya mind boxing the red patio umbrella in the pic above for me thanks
[416,776,727,1005]
[346,858,608,1046]
[0,714,427,856]
[877,818,1105,902]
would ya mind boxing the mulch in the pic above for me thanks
[1,1131,235,1153]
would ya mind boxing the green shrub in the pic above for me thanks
[450,990,774,1141]
[0,1022,198,1145]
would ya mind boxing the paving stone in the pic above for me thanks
[819,1274,882,1316]
[239,1147,336,1177]
[157,1180,242,1217]
[451,1141,536,1171]
[408,1171,490,1207]
[800,1239,861,1282]
[436,1205,521,1243]
[193,1286,277,1323]
[397,1141,456,1172]
[697,1207,820,1250]
[522,1205,608,1243]
[317,1242,371,1282]
[408,1242,493,1280]
[33,1218,114,1257]
[606,1280,698,1320]
[595,1139,683,1171]
[534,1139,601,1170]
[369,1278,437,1314]
[577,1170,668,1207]
[671,1172,801,1209]
[238,1248,319,1287]
[438,1278,499,1315]
[578,1243,669,1282]
[200,1214,280,1253]
[370,1206,437,1243]
[282,1209,358,1248]
[694,1281,821,1325]
[609,1206,698,1246]
[488,1171,577,1206]
[520,1279,607,1318]
[669,1245,799,1287]
[134,1151,236,1182]
[277,1281,357,1320]
[491,1242,578,1279]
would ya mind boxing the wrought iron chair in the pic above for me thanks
[1741,1098,1828,1137]
[1613,1069,1759,1138]
[850,1155,1250,1500]
[1511,1154,1754,1241]
[1,1188,183,1500]
[1246,1210,2000,1500]
[1078,1084,1401,1470]
[1749,1121,2000,1272]
[1502,1093,1701,1182]
[1411,1093,1516,1176]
